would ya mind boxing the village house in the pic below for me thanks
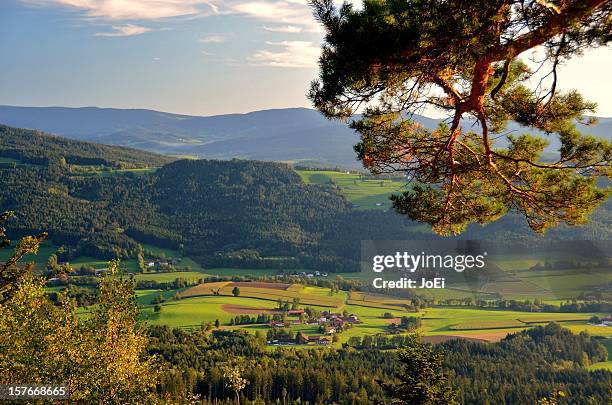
[306,335,330,345]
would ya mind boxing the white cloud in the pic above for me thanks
[21,1,342,33]
[201,50,216,56]
[231,2,320,32]
[249,41,319,68]
[94,24,151,37]
[199,34,229,43]
[263,25,302,33]
[23,0,217,20]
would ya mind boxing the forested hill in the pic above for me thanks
[0,124,173,168]
[1,106,610,169]
[1,124,609,271]
[0,125,425,271]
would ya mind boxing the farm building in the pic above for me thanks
[307,336,330,345]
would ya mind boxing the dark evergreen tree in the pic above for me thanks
[310,0,611,235]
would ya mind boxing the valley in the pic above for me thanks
[1,122,611,397]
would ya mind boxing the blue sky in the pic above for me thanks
[1,0,610,117]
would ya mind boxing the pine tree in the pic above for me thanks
[379,337,457,404]
[310,0,611,235]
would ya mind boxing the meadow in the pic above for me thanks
[136,280,611,346]
[296,169,406,210]
[0,238,287,280]
[5,235,610,349]
[182,281,344,307]
[0,156,20,164]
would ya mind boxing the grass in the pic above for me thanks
[202,267,284,278]
[134,283,611,348]
[0,156,20,164]
[179,281,231,296]
[449,319,527,330]
[182,282,344,307]
[140,243,289,277]
[5,231,609,347]
[419,307,601,337]
[512,268,612,299]
[135,271,207,283]
[517,315,591,323]
[349,291,412,306]
[0,240,58,268]
[296,170,406,211]
[141,295,280,327]
[588,361,612,371]
[136,289,185,306]
[587,338,612,370]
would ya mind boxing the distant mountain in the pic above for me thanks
[0,105,609,168]
[0,106,429,168]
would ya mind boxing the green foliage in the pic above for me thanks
[380,335,457,404]
[0,211,48,303]
[0,124,172,168]
[0,126,429,272]
[310,0,611,235]
[147,323,611,403]
[0,222,158,403]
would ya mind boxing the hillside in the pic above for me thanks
[0,124,173,168]
[0,124,610,275]
[0,105,610,168]
[0,125,427,272]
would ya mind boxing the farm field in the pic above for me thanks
[296,169,406,210]
[0,239,59,268]
[0,237,290,281]
[182,282,344,307]
[138,279,610,346]
[418,307,608,340]
[5,236,609,348]
[511,268,612,299]
[142,295,281,327]
[135,271,207,283]
[345,249,611,301]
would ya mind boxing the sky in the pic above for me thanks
[1,0,611,117]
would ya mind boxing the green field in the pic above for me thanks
[0,238,288,280]
[0,240,59,268]
[182,282,344,307]
[5,232,610,349]
[296,169,407,210]
[588,338,612,370]
[135,271,207,283]
[136,279,611,347]
[0,156,20,164]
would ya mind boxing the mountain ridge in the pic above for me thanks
[0,105,609,168]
